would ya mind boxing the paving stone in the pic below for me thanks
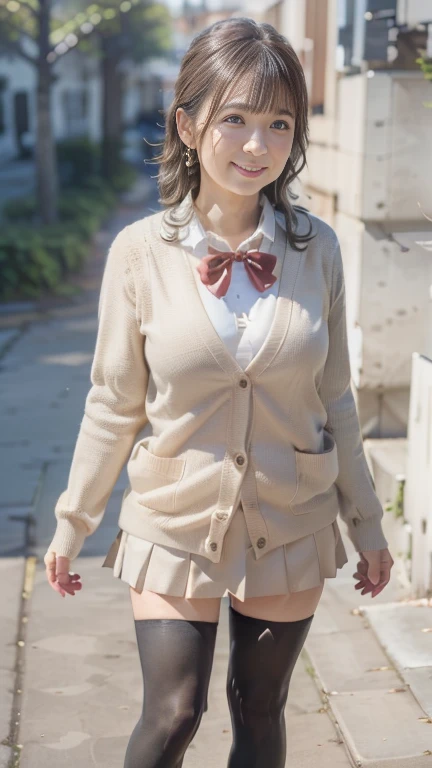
[403,667,432,717]
[0,558,25,763]
[0,744,12,768]
[362,603,432,717]
[362,603,432,669]
[330,688,432,764]
[306,627,402,693]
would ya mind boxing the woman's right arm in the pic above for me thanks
[45,224,149,563]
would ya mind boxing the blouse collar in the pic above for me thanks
[160,188,284,251]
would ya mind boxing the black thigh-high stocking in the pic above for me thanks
[124,618,218,768]
[226,606,314,768]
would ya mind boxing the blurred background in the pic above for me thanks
[1,3,432,766]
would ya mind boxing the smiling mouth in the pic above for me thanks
[233,163,267,171]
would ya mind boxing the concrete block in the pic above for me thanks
[403,668,432,718]
[306,628,402,693]
[361,604,432,669]
[330,688,432,764]
[362,603,432,716]
[0,745,12,768]
[0,558,24,763]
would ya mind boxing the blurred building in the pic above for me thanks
[238,0,432,439]
[161,0,241,105]
[236,0,432,593]
[0,0,241,165]
[0,45,171,163]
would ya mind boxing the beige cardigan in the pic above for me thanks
[46,198,389,563]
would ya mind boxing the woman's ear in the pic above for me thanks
[175,107,195,149]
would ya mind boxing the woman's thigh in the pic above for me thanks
[229,582,325,622]
[129,586,222,622]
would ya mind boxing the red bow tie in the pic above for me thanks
[196,245,277,299]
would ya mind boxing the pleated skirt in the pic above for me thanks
[101,501,349,600]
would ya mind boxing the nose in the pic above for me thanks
[243,130,268,156]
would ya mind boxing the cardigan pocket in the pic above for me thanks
[289,429,339,512]
[127,442,186,514]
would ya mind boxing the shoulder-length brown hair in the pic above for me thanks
[147,16,315,251]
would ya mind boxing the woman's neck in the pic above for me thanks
[193,191,262,240]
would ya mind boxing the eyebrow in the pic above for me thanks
[220,101,295,119]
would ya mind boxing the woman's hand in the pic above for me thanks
[44,551,83,598]
[353,549,394,598]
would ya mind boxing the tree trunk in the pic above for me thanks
[101,38,124,181]
[36,0,58,224]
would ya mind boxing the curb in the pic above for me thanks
[303,602,432,766]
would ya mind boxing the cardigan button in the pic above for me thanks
[239,378,248,388]
[235,454,245,466]
[257,537,266,549]
[210,541,218,551]
[216,512,228,521]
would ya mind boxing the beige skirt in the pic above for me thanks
[102,502,349,600]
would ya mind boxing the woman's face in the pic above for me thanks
[184,86,296,198]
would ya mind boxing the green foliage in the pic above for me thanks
[56,135,138,190]
[102,137,128,181]
[57,137,102,186]
[1,0,172,61]
[0,227,63,300]
[0,150,135,302]
[416,55,432,81]
[0,1,37,49]
[63,1,172,63]
[2,195,39,225]
[416,55,432,109]
[107,161,137,192]
[384,478,405,521]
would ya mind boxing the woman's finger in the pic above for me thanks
[56,571,82,595]
[44,552,58,585]
[53,576,82,598]
[44,551,82,597]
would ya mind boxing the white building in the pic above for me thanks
[0,45,173,164]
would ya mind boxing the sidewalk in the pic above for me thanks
[0,172,158,767]
[304,572,432,767]
[1,179,431,767]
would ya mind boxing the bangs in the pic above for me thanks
[203,46,297,129]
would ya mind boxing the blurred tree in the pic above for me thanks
[0,0,171,223]
[0,0,59,224]
[72,1,171,179]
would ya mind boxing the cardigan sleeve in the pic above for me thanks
[319,237,389,553]
[45,226,149,561]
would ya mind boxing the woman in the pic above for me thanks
[44,17,394,768]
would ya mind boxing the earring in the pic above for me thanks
[184,145,197,167]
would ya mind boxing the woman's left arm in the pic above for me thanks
[319,236,394,595]
[318,237,389,555]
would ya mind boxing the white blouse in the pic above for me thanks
[180,191,286,368]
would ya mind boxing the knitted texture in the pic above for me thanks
[46,207,388,562]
